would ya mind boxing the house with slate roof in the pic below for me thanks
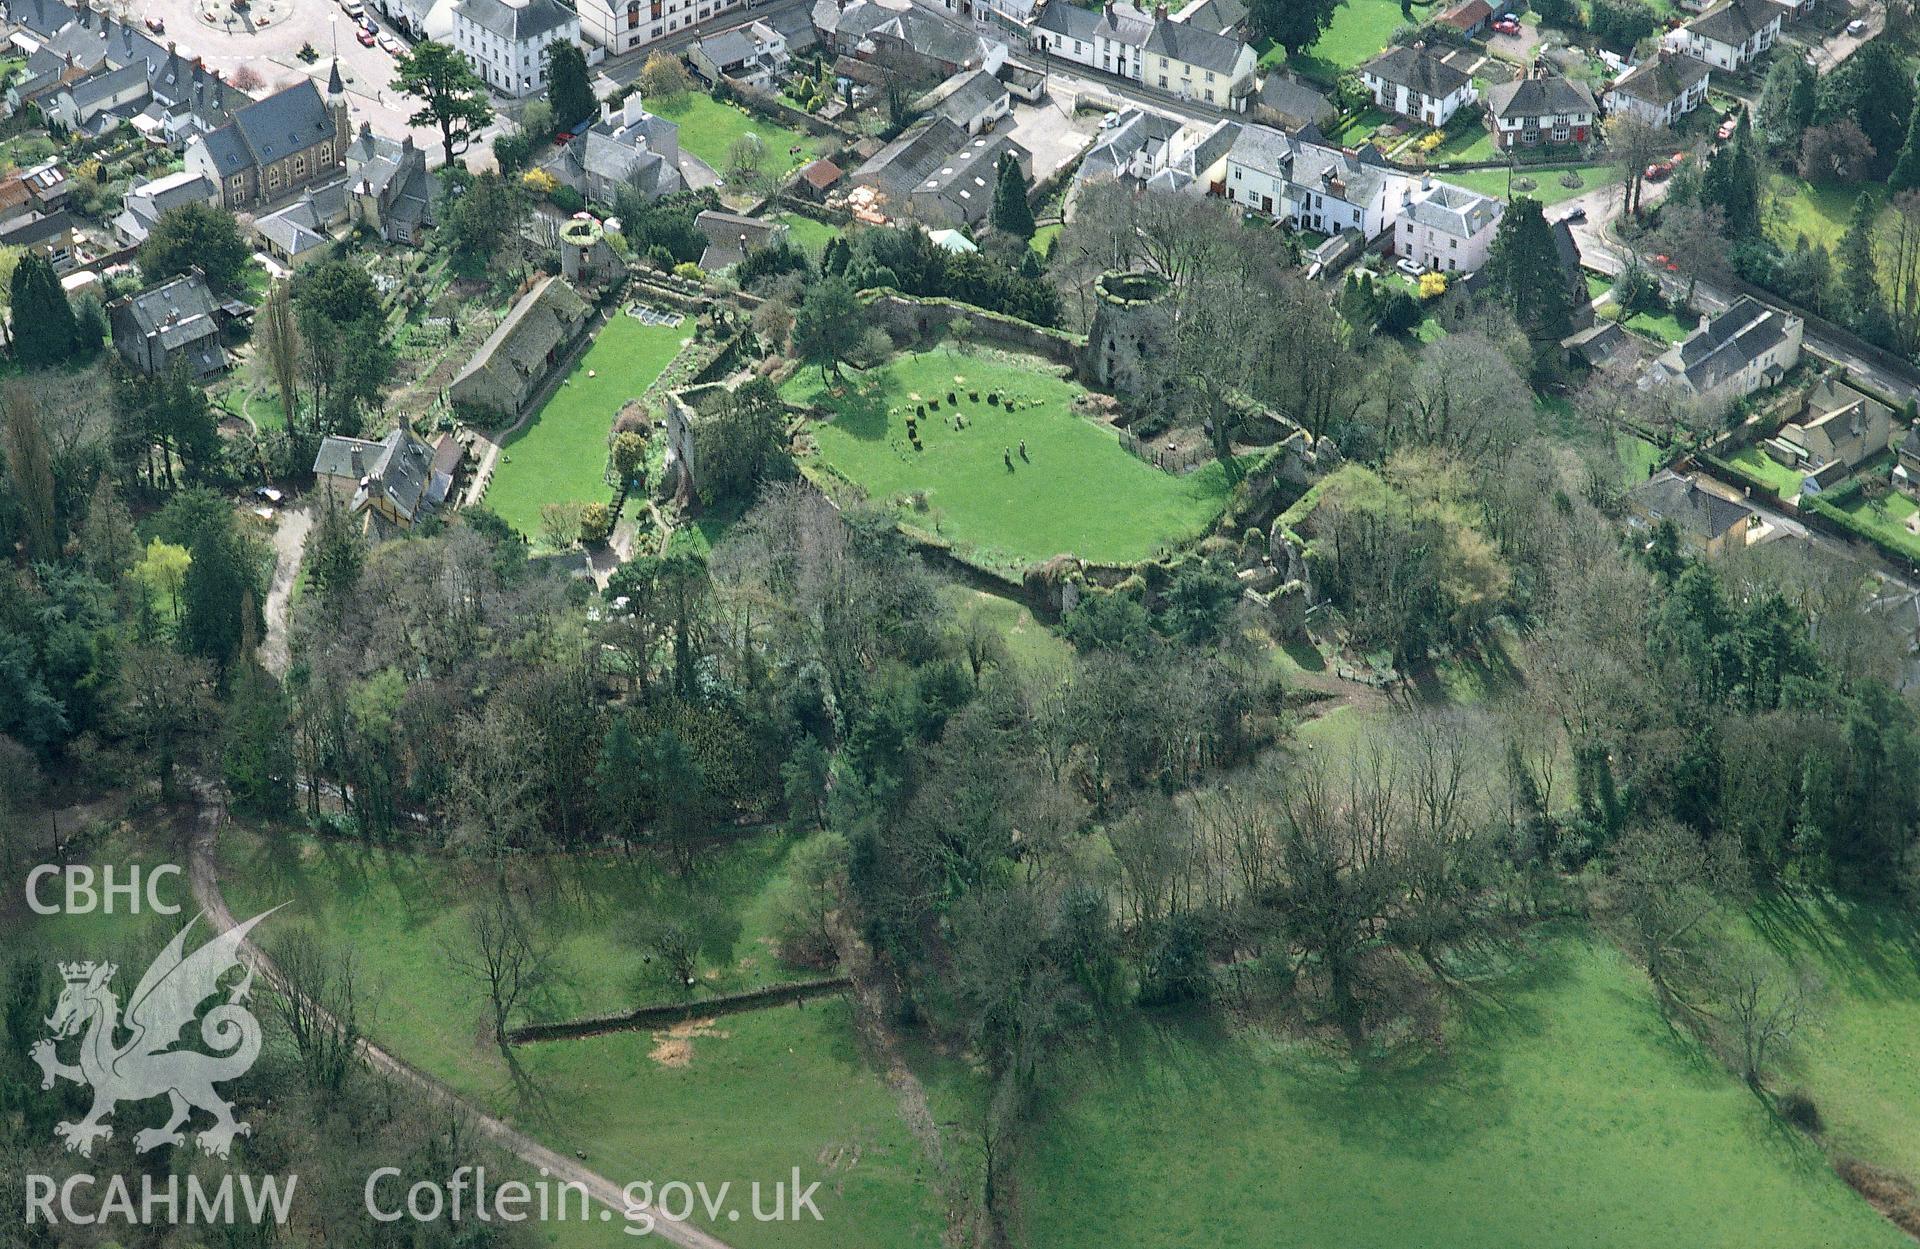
[107,270,234,379]
[1644,295,1802,405]
[1396,178,1502,273]
[1665,0,1785,71]
[1224,123,1412,239]
[1359,44,1474,125]
[343,121,436,245]
[1627,470,1755,556]
[1605,50,1711,127]
[311,426,441,535]
[453,0,580,97]
[1141,15,1256,109]
[449,276,592,419]
[185,72,349,211]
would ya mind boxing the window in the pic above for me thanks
[1159,56,1167,67]
[628,0,640,25]
[293,155,306,178]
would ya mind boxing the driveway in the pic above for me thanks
[1004,95,1102,188]
[258,503,311,677]
[1800,7,1879,74]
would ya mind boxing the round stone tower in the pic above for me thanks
[1085,270,1172,399]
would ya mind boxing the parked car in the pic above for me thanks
[143,15,164,32]
[355,27,376,45]
[377,32,401,53]
[1563,205,1587,223]
[1491,18,1520,34]
[1645,160,1672,181]
[358,14,377,32]
[1717,116,1738,141]
[1847,18,1867,34]
[341,0,364,16]
[1395,256,1423,278]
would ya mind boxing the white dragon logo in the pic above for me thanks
[31,907,283,1160]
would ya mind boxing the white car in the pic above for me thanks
[1395,257,1423,278]
[377,32,401,53]
[1846,18,1866,34]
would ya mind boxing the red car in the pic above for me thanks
[356,27,376,45]
[1491,18,1520,34]
[1645,160,1672,181]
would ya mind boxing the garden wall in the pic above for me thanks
[506,976,850,1044]
[863,289,1085,367]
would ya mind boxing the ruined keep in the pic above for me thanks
[1084,270,1173,398]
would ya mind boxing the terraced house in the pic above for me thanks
[1224,124,1410,238]
[1141,15,1256,109]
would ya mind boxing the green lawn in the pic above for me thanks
[647,93,822,180]
[1610,301,1698,346]
[1291,0,1434,81]
[1428,125,1500,164]
[1768,173,1860,252]
[1744,892,1920,1186]
[216,827,942,1248]
[788,349,1235,570]
[1021,929,1910,1249]
[1830,486,1920,559]
[1617,432,1666,486]
[1030,221,1062,256]
[484,314,690,543]
[1447,164,1608,206]
[1727,445,1805,497]
[776,211,840,258]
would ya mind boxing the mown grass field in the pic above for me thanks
[788,349,1234,569]
[216,827,941,1249]
[1020,929,1910,1249]
[484,315,689,543]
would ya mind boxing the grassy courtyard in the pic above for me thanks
[216,828,943,1249]
[787,348,1235,570]
[649,93,824,181]
[483,314,690,542]
[1019,929,1910,1249]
